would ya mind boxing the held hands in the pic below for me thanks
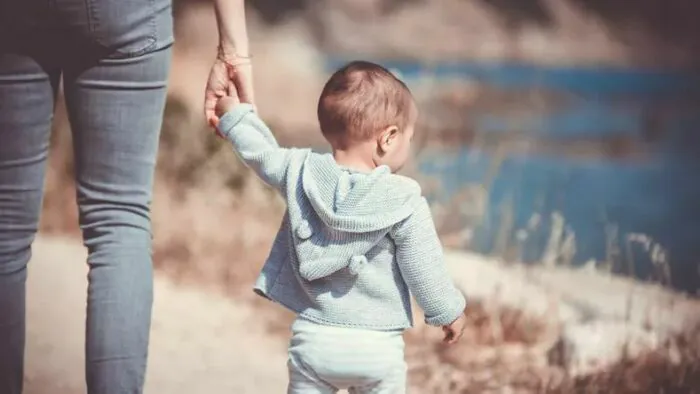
[211,85,241,139]
[442,312,467,345]
[204,50,255,129]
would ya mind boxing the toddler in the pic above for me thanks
[215,60,467,394]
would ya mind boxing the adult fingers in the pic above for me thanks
[229,63,255,107]
[204,92,218,127]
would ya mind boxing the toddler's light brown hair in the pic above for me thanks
[317,61,414,149]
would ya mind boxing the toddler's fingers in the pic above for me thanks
[204,96,216,125]
[443,329,454,344]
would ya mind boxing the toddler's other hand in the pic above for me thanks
[442,313,467,345]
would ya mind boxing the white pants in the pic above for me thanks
[287,317,407,394]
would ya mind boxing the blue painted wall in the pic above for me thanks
[327,59,700,293]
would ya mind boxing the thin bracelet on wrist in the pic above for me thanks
[217,45,252,65]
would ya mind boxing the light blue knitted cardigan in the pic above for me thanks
[218,104,466,330]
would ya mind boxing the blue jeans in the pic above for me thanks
[0,0,173,393]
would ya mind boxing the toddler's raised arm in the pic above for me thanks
[217,103,299,192]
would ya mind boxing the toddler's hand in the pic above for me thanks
[214,93,240,120]
[442,313,467,344]
[210,78,242,131]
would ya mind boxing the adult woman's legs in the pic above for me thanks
[52,0,173,390]
[62,32,172,394]
[0,44,61,394]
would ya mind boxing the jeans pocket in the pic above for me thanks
[85,0,158,58]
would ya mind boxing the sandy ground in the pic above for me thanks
[24,236,289,394]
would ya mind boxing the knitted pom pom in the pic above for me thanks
[348,255,368,275]
[295,220,313,240]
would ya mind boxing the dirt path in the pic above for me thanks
[24,236,289,394]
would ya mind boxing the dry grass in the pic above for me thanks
[555,324,700,394]
[406,300,562,393]
[405,299,700,394]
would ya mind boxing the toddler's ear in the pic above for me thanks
[378,125,400,153]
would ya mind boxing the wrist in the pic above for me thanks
[217,43,250,62]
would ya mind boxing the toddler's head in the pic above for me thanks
[318,61,417,173]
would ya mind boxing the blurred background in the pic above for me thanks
[27,0,700,392]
